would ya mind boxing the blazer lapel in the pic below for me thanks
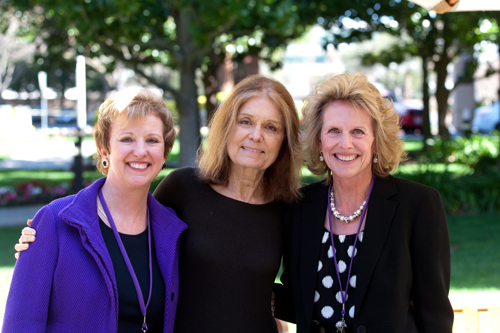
[299,183,329,327]
[355,176,398,317]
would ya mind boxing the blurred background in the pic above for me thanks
[0,1,499,332]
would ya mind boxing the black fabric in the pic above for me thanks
[99,218,165,333]
[153,167,283,333]
[275,176,454,333]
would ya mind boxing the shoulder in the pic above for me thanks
[297,180,328,202]
[380,175,441,199]
[157,167,201,189]
[149,196,187,229]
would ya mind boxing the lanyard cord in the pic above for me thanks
[98,188,153,332]
[327,175,375,320]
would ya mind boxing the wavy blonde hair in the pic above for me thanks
[94,87,176,175]
[302,73,407,181]
[197,75,302,203]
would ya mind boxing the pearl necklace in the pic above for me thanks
[330,187,366,223]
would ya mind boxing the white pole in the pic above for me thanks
[37,71,48,130]
[76,55,87,130]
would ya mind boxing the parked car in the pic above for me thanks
[472,102,500,134]
[394,102,423,135]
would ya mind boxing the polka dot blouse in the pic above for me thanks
[312,228,364,330]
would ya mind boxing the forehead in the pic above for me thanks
[322,100,373,127]
[111,113,163,133]
[238,97,284,123]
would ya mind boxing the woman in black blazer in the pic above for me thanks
[274,73,453,333]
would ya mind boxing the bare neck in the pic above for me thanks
[212,168,267,204]
[331,172,373,215]
[99,179,149,235]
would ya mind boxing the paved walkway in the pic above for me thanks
[0,204,44,227]
[0,140,96,171]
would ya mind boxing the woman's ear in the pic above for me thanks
[98,147,108,160]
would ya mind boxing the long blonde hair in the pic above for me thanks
[198,75,302,203]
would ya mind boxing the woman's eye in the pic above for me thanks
[147,138,160,143]
[328,128,339,134]
[119,137,132,142]
[267,125,278,132]
[353,129,365,136]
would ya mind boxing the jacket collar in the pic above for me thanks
[354,175,398,317]
[58,177,106,229]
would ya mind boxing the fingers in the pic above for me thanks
[22,227,36,236]
[15,252,19,260]
[14,243,29,252]
[27,219,32,227]
[19,234,35,244]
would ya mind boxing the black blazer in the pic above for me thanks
[275,175,453,333]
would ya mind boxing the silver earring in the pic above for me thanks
[373,154,378,164]
[319,152,324,162]
[102,158,109,168]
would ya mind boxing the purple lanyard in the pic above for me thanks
[98,188,153,333]
[327,175,375,324]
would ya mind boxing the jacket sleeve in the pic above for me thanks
[2,205,59,332]
[411,188,454,332]
[273,203,297,323]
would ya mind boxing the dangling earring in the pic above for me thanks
[102,158,109,168]
[162,161,167,170]
[319,152,324,162]
[373,154,378,164]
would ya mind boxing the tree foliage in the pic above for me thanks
[2,0,317,166]
[314,0,497,141]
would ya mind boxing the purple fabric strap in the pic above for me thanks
[327,175,375,317]
[98,188,153,332]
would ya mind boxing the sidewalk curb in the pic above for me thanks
[0,204,44,227]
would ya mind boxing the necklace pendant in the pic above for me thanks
[336,315,347,332]
[142,316,148,332]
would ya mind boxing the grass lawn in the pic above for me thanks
[0,226,24,320]
[448,213,500,292]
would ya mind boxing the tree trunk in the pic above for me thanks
[176,9,201,167]
[435,52,451,140]
[202,55,221,124]
[421,56,432,146]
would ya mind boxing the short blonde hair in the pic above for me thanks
[198,75,302,203]
[302,73,407,180]
[94,87,176,175]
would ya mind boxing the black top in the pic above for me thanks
[153,167,283,333]
[313,229,363,331]
[99,218,165,333]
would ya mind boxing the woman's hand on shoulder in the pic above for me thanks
[14,219,36,259]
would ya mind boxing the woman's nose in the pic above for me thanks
[339,133,352,148]
[133,140,148,157]
[249,126,263,142]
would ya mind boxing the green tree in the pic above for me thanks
[4,0,313,166]
[315,0,496,141]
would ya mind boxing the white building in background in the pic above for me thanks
[261,26,345,101]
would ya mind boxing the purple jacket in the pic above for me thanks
[2,177,187,333]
